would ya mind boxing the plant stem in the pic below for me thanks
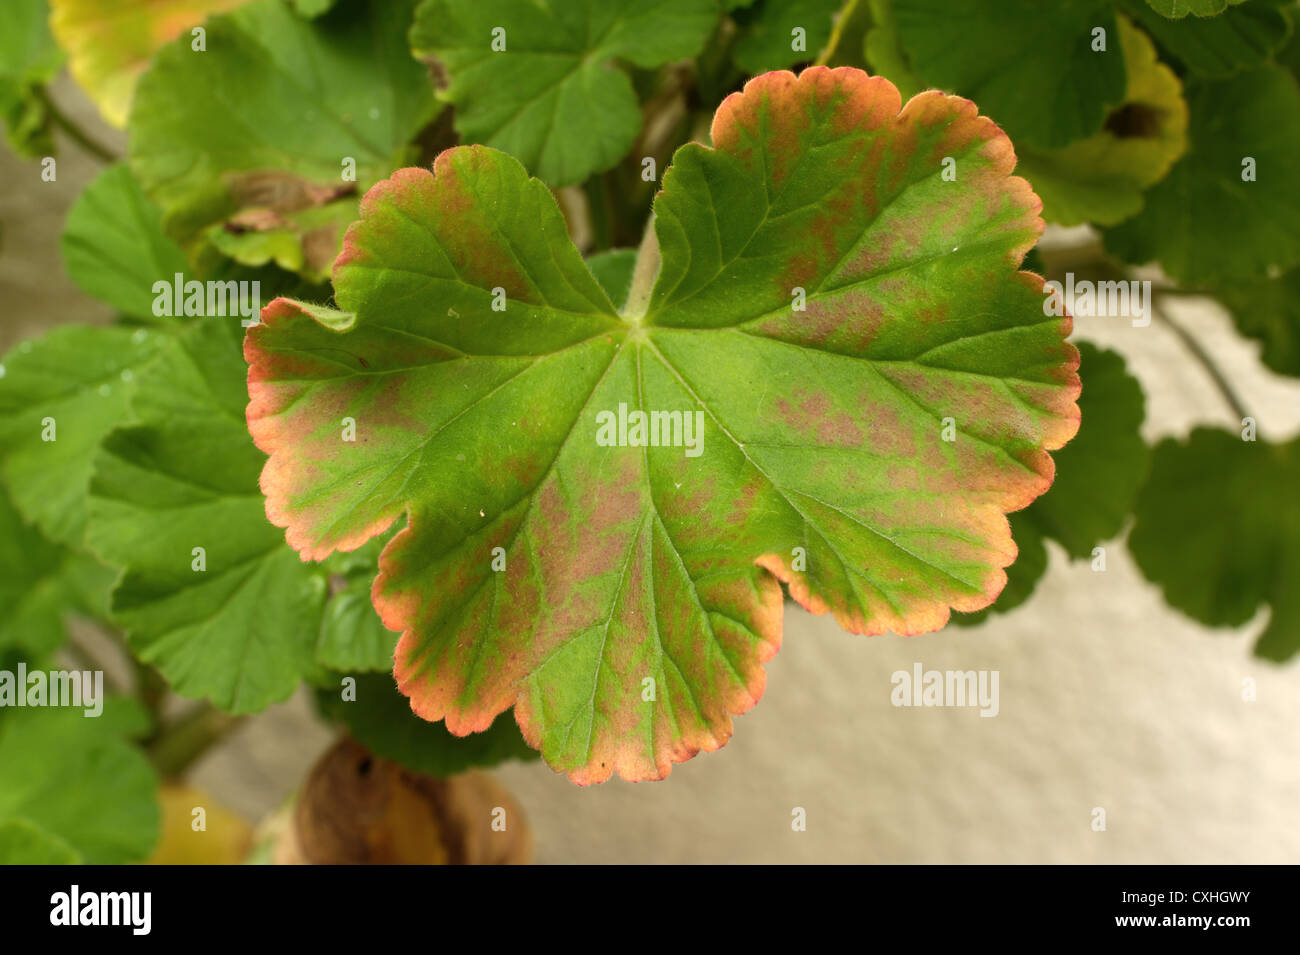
[623,214,660,321]
[1151,300,1252,423]
[816,0,864,66]
[60,632,125,693]
[136,656,169,723]
[33,86,117,163]
[147,705,245,779]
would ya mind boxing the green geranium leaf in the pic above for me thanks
[862,0,926,100]
[0,488,115,655]
[0,819,81,864]
[290,0,339,17]
[317,533,399,672]
[246,67,1080,782]
[1104,64,1300,282]
[732,0,842,74]
[0,325,165,545]
[317,673,538,776]
[49,0,248,128]
[410,0,720,187]
[1016,16,1189,227]
[1213,268,1300,377]
[1125,0,1293,77]
[1130,428,1300,661]
[0,700,159,864]
[585,248,639,311]
[61,164,191,321]
[955,343,1148,624]
[1144,0,1248,18]
[87,320,327,713]
[129,0,438,279]
[889,0,1127,149]
[0,0,65,157]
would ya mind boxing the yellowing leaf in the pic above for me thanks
[246,67,1079,783]
[50,0,248,127]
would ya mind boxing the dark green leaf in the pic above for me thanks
[890,0,1127,148]
[317,672,539,776]
[411,0,720,186]
[1104,64,1300,282]
[1130,428,1299,660]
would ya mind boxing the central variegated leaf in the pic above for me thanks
[246,67,1079,783]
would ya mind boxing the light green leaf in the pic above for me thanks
[889,0,1127,149]
[0,819,81,864]
[290,0,339,16]
[0,700,159,864]
[62,164,191,321]
[87,320,327,713]
[0,0,65,156]
[0,325,165,545]
[410,0,720,186]
[50,0,249,128]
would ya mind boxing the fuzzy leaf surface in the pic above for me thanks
[0,0,65,156]
[0,489,115,655]
[61,164,190,321]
